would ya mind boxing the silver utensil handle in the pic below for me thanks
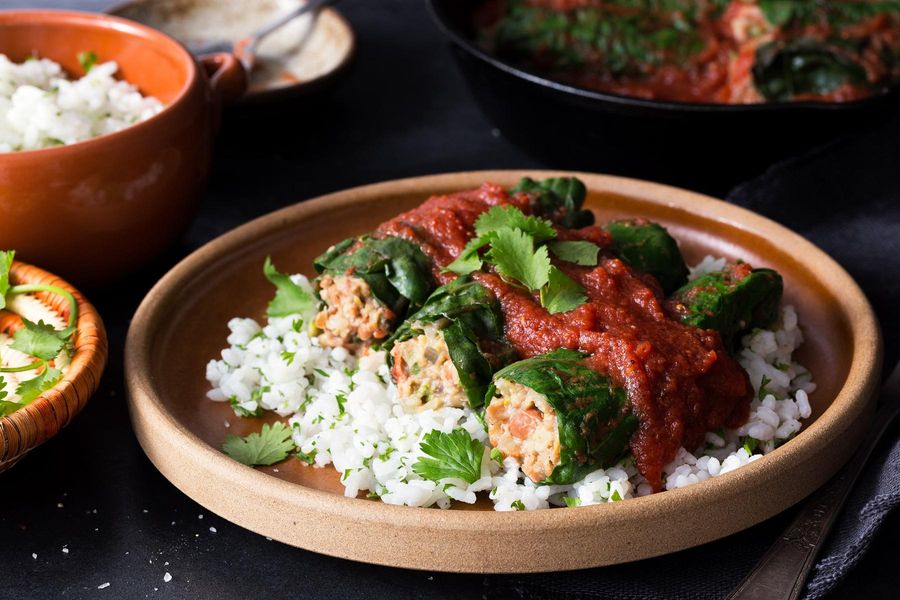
[251,0,335,47]
[727,362,900,600]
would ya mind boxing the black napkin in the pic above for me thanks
[483,112,900,600]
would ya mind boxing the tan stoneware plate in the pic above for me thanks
[108,0,355,103]
[0,261,108,472]
[125,171,882,573]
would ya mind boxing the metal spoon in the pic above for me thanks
[188,0,336,71]
[727,359,900,600]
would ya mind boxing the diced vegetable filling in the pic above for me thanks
[314,274,395,348]
[486,378,561,482]
[390,323,468,411]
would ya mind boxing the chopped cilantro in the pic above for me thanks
[228,395,262,418]
[335,393,347,417]
[540,267,587,314]
[490,448,504,464]
[280,350,296,365]
[444,206,589,314]
[489,227,551,291]
[222,422,295,466]
[511,499,526,511]
[610,489,623,502]
[548,240,600,266]
[758,375,772,400]
[295,449,317,465]
[475,205,556,242]
[742,436,761,455]
[263,256,316,318]
[77,50,98,73]
[563,496,581,507]
[11,318,69,361]
[412,428,484,484]
[15,366,62,404]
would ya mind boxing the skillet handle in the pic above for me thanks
[200,53,247,107]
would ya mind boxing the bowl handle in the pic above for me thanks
[200,53,247,107]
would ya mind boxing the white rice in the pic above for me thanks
[0,54,163,152]
[206,261,814,510]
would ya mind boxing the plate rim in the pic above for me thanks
[125,170,882,572]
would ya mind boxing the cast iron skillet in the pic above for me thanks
[428,0,900,194]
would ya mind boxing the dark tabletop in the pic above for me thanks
[3,1,898,599]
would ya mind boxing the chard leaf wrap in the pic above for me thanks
[668,265,783,350]
[313,236,435,317]
[603,219,689,294]
[385,276,511,408]
[487,349,637,485]
[511,176,595,229]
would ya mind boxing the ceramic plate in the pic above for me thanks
[125,171,881,572]
[108,0,354,102]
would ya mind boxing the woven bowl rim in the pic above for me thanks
[0,261,108,470]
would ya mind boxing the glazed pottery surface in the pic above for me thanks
[124,171,882,573]
[0,10,245,285]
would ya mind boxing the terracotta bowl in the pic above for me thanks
[0,10,246,286]
[125,171,882,572]
[0,261,108,473]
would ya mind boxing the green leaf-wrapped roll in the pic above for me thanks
[384,276,512,412]
[667,263,783,350]
[313,236,435,348]
[511,176,594,229]
[603,219,689,294]
[485,349,637,485]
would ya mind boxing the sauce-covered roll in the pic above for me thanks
[313,237,434,348]
[313,178,594,349]
[384,276,512,412]
[603,219,689,295]
[485,349,638,485]
[667,262,783,350]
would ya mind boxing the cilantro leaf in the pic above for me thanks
[412,428,484,484]
[263,257,316,318]
[77,50,97,73]
[445,235,491,275]
[11,318,67,361]
[540,267,587,314]
[475,206,556,243]
[222,422,295,466]
[488,228,551,291]
[0,250,13,311]
[15,367,62,404]
[548,241,599,266]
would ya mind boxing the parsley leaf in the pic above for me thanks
[11,318,68,361]
[222,422,295,466]
[0,250,13,311]
[540,267,587,314]
[412,428,484,484]
[263,257,316,318]
[488,228,551,291]
[475,206,556,243]
[548,241,599,266]
[16,366,62,404]
[77,50,98,73]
